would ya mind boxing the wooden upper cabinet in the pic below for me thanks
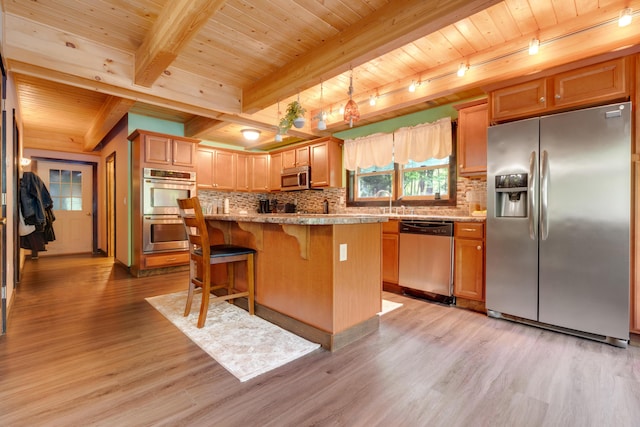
[131,130,198,170]
[309,137,342,188]
[236,153,250,192]
[282,146,310,169]
[196,147,235,190]
[251,154,270,192]
[269,152,282,191]
[552,58,628,109]
[490,57,630,122]
[490,79,547,121]
[456,100,488,177]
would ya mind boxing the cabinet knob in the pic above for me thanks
[539,97,545,103]
[459,163,464,168]
[477,245,482,250]
[555,94,561,99]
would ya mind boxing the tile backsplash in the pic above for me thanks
[198,176,486,217]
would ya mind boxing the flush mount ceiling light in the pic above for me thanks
[457,63,468,77]
[241,129,261,141]
[408,80,417,92]
[619,8,633,27]
[343,69,360,128]
[528,38,540,55]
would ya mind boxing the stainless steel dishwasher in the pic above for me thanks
[398,220,454,304]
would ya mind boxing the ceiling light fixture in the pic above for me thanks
[408,80,417,92]
[343,68,360,128]
[241,129,261,141]
[528,38,540,55]
[457,63,468,77]
[619,8,633,27]
[369,94,377,106]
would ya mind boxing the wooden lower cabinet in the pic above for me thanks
[454,222,485,302]
[142,251,190,269]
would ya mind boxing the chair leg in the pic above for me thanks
[247,253,255,315]
[197,284,210,328]
[184,281,195,317]
[227,262,235,304]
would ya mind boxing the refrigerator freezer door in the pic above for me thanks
[486,118,540,321]
[538,103,630,340]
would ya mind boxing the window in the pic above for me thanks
[49,168,83,211]
[348,151,456,207]
[401,158,450,200]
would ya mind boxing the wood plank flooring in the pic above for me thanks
[1,254,639,426]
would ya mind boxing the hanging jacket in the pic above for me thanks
[20,172,53,227]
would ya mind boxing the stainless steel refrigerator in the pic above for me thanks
[486,102,631,347]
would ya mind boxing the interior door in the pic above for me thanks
[36,161,93,255]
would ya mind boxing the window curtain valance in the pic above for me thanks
[343,132,393,171]
[343,117,452,171]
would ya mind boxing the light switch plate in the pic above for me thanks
[339,244,347,261]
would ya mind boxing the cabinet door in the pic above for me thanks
[269,153,282,191]
[458,102,488,176]
[490,78,547,122]
[295,146,310,166]
[213,150,236,190]
[251,155,270,192]
[172,139,196,168]
[552,58,628,109]
[454,238,484,301]
[144,135,172,166]
[382,233,399,284]
[196,148,214,189]
[310,142,329,187]
[282,150,297,169]
[236,153,250,191]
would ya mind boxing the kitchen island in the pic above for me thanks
[203,213,387,351]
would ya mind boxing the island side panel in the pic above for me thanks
[257,223,335,332]
[333,223,382,333]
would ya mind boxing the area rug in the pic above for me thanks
[146,291,320,382]
[379,299,403,315]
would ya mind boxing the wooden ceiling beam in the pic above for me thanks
[135,0,227,87]
[242,0,502,113]
[184,116,227,139]
[83,96,135,151]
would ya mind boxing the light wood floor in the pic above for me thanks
[2,255,640,426]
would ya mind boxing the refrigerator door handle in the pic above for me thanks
[528,151,537,240]
[540,149,549,240]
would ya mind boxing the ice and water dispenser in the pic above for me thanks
[494,173,528,217]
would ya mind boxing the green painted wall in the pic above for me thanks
[128,113,185,136]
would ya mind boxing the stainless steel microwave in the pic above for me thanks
[281,166,310,191]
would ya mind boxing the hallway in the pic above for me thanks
[1,255,639,426]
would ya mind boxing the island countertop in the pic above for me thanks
[203,212,484,224]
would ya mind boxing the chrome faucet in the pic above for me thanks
[375,189,392,213]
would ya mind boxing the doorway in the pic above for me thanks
[32,159,97,256]
[106,153,116,257]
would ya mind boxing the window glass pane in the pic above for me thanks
[72,170,82,183]
[72,182,82,197]
[49,182,60,198]
[71,198,82,211]
[357,175,393,198]
[61,169,71,183]
[359,163,394,173]
[60,198,71,210]
[49,169,61,183]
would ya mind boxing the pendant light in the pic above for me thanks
[274,100,283,142]
[317,81,327,131]
[343,69,360,128]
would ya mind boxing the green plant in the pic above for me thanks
[280,100,306,132]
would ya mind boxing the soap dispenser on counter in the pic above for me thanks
[323,199,329,214]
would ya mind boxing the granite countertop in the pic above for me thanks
[203,212,485,225]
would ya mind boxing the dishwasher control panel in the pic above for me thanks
[399,221,453,236]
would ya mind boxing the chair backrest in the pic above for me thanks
[177,197,210,261]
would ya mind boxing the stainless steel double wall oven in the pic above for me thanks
[142,168,196,253]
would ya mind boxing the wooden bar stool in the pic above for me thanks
[177,197,255,328]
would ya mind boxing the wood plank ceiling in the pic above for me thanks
[2,0,639,153]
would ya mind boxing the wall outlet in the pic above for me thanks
[339,244,347,261]
[339,196,345,205]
